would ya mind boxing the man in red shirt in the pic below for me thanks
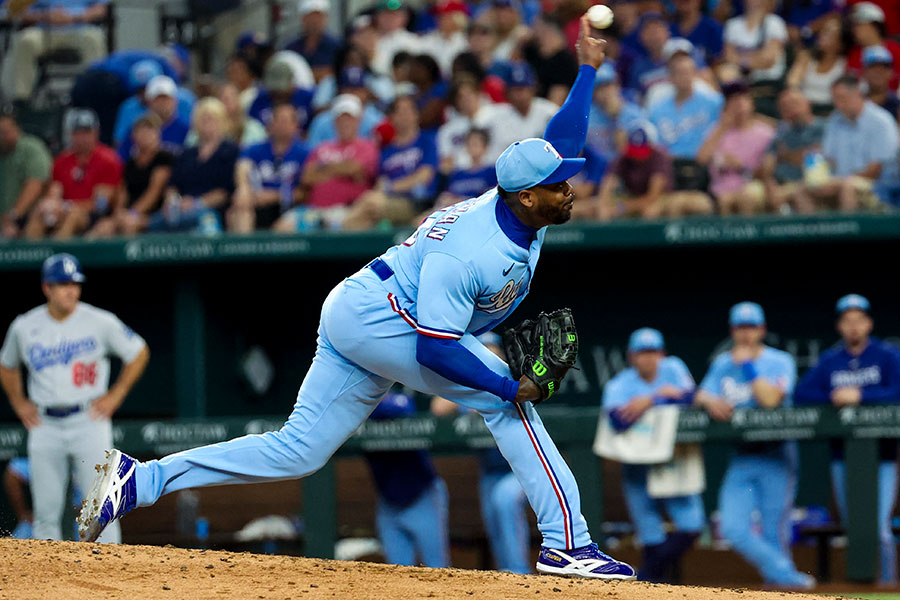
[24,109,122,240]
[846,2,900,89]
[274,94,379,231]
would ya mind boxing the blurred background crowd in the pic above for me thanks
[1,0,900,240]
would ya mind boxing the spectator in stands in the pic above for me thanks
[117,76,189,161]
[592,121,712,220]
[695,302,812,590]
[216,83,267,148]
[229,104,308,233]
[147,98,238,234]
[600,328,702,583]
[343,95,437,230]
[648,52,723,192]
[484,63,557,162]
[587,63,645,167]
[756,89,825,214]
[0,0,109,101]
[307,67,384,147]
[785,16,846,116]
[407,54,448,131]
[285,0,341,83]
[491,0,529,63]
[450,51,506,103]
[88,113,173,237]
[624,13,675,99]
[72,51,170,145]
[312,42,381,112]
[795,75,899,211]
[698,81,776,215]
[372,0,421,77]
[522,14,580,106]
[795,294,900,585]
[781,0,837,48]
[643,38,717,111]
[276,95,379,233]
[670,0,723,65]
[466,20,502,77]
[722,0,789,117]
[24,109,122,240]
[861,46,900,120]
[0,107,52,239]
[434,128,497,209]
[112,59,195,148]
[226,53,262,114]
[419,1,469,78]
[437,76,500,174]
[364,391,450,568]
[249,58,314,133]
[847,2,900,90]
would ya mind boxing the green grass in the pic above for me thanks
[835,595,900,600]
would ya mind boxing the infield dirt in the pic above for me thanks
[0,538,849,600]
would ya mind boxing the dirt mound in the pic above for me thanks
[0,539,844,600]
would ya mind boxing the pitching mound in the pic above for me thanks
[0,538,840,600]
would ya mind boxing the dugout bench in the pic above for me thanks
[0,405,892,582]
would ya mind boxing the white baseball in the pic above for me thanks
[587,4,614,29]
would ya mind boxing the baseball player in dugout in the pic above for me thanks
[77,15,637,579]
[794,294,900,585]
[0,253,149,542]
[694,302,812,590]
[600,328,704,583]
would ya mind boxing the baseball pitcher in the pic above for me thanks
[79,17,635,579]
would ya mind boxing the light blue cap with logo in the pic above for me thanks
[628,328,665,352]
[836,293,870,314]
[495,138,586,192]
[729,302,765,327]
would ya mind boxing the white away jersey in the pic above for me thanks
[0,303,146,407]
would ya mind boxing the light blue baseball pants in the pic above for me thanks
[134,269,591,550]
[480,470,531,573]
[376,477,450,567]
[718,453,807,586]
[621,464,705,547]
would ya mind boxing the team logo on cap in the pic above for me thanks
[543,142,561,160]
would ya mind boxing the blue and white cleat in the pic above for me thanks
[536,543,637,580]
[78,449,137,542]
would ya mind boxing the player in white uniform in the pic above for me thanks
[0,253,149,542]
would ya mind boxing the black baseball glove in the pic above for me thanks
[502,308,578,404]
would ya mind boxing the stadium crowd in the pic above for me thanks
[1,0,900,239]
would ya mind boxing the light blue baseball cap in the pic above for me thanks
[729,302,765,327]
[863,45,893,67]
[628,328,664,353]
[496,138,586,192]
[836,293,870,314]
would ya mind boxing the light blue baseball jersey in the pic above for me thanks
[700,347,796,408]
[648,91,723,159]
[377,188,543,340]
[602,357,695,411]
